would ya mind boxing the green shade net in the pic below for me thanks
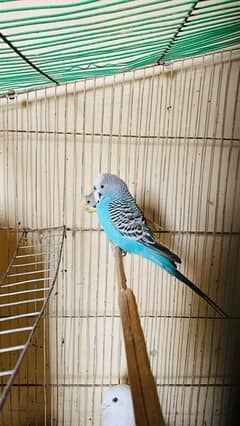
[0,0,239,95]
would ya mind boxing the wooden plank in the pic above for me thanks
[126,288,165,425]
[119,289,148,425]
[113,246,165,426]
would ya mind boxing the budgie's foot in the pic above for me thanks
[110,242,127,257]
[110,242,118,253]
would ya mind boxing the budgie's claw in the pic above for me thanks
[110,243,127,257]
[110,242,126,257]
[110,242,118,252]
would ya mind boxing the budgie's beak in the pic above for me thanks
[99,402,110,413]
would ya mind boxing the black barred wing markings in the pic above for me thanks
[108,195,149,241]
[108,195,181,265]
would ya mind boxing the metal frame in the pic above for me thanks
[0,226,66,410]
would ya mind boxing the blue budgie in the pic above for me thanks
[93,173,227,318]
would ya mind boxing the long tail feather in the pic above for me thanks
[174,269,227,318]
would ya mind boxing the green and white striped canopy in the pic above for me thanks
[0,0,239,95]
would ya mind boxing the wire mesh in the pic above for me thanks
[0,49,240,425]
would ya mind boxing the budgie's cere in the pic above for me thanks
[100,385,135,426]
[93,173,227,318]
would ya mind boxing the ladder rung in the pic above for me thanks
[0,345,25,354]
[0,312,40,322]
[16,251,58,258]
[11,259,57,268]
[0,370,14,377]
[18,242,61,250]
[0,287,50,298]
[7,269,51,278]
[1,277,52,288]
[0,297,46,308]
[0,326,33,335]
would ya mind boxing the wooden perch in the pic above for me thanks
[112,246,165,426]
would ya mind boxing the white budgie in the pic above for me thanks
[82,191,96,212]
[100,385,135,426]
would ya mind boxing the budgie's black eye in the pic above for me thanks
[100,184,104,189]
[112,397,118,403]
[87,200,90,204]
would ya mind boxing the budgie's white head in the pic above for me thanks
[93,173,128,202]
[100,384,135,426]
[81,191,96,212]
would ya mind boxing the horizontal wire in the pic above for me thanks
[0,370,14,377]
[0,287,50,298]
[0,326,33,335]
[7,269,52,277]
[17,244,62,251]
[11,259,58,268]
[4,382,239,389]
[0,345,25,354]
[64,227,240,236]
[16,250,59,258]
[0,225,65,232]
[0,312,40,322]
[1,277,52,288]
[1,129,239,143]
[46,314,240,320]
[0,297,46,308]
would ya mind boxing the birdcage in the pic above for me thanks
[0,1,240,425]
